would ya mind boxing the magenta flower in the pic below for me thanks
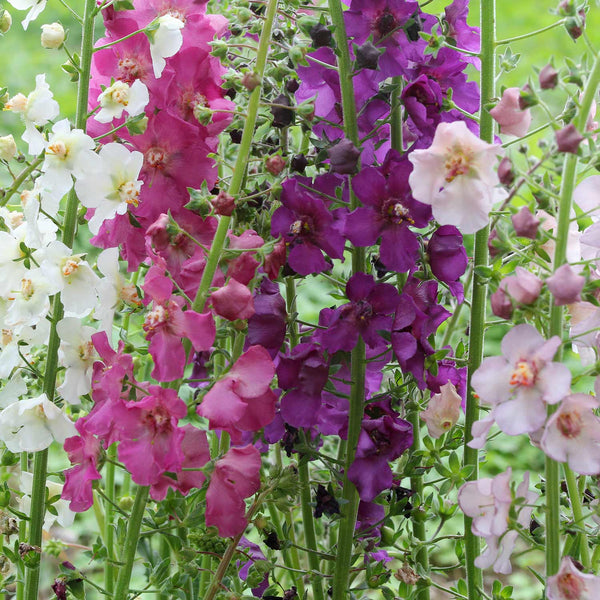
[472,324,571,435]
[150,424,210,500]
[210,278,255,321]
[197,345,277,441]
[143,267,216,382]
[62,421,102,512]
[115,386,186,486]
[205,445,261,538]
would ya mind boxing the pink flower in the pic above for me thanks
[547,556,600,600]
[547,264,585,306]
[472,324,571,435]
[541,394,600,475]
[205,445,261,538]
[490,88,532,137]
[420,382,462,438]
[150,424,210,500]
[197,345,277,442]
[210,278,255,321]
[117,386,187,486]
[408,121,503,234]
[62,421,102,512]
[143,267,215,381]
[458,470,537,574]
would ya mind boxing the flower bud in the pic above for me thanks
[211,190,235,216]
[356,41,382,71]
[547,264,585,305]
[328,138,360,174]
[290,153,308,173]
[41,22,65,49]
[241,71,261,91]
[512,206,540,239]
[518,83,538,110]
[285,79,299,93]
[309,23,332,48]
[497,157,515,186]
[539,63,558,90]
[265,154,285,176]
[556,123,584,154]
[271,94,294,127]
[0,135,17,161]
[0,10,11,34]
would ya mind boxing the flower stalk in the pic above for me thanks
[22,0,96,598]
[463,1,494,598]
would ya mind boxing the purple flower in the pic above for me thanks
[443,0,480,67]
[246,279,287,358]
[401,75,443,135]
[277,343,330,428]
[344,152,431,273]
[319,272,400,353]
[427,225,467,301]
[271,174,347,275]
[348,399,413,501]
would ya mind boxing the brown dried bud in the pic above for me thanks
[394,564,420,585]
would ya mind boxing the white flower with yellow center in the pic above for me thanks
[74,143,144,234]
[95,79,149,124]
[56,317,97,405]
[5,74,59,155]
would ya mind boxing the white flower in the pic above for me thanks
[94,79,149,124]
[56,318,97,405]
[408,121,503,234]
[147,14,184,78]
[0,318,49,379]
[5,268,57,328]
[5,74,59,155]
[19,472,75,530]
[0,135,17,161]
[6,0,47,30]
[0,393,76,452]
[95,247,141,331]
[0,373,27,409]
[37,119,97,211]
[74,143,144,234]
[34,240,100,317]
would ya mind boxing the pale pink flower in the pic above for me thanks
[569,301,600,365]
[420,381,461,438]
[458,470,537,574]
[490,88,532,137]
[408,121,503,234]
[472,324,571,435]
[541,394,600,475]
[547,264,585,306]
[547,556,600,600]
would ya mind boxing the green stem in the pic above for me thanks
[114,485,150,600]
[23,2,96,599]
[105,444,117,595]
[408,411,430,600]
[326,3,365,599]
[190,0,279,317]
[390,76,403,153]
[0,156,44,208]
[545,52,600,576]
[564,467,590,568]
[298,462,325,600]
[463,2,495,599]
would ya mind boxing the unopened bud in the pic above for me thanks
[497,157,515,186]
[0,135,17,161]
[556,123,584,154]
[265,154,285,176]
[355,41,382,70]
[328,138,360,174]
[518,83,538,110]
[309,23,332,48]
[241,71,261,92]
[41,22,65,49]
[0,10,11,34]
[539,64,559,90]
[211,190,235,216]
